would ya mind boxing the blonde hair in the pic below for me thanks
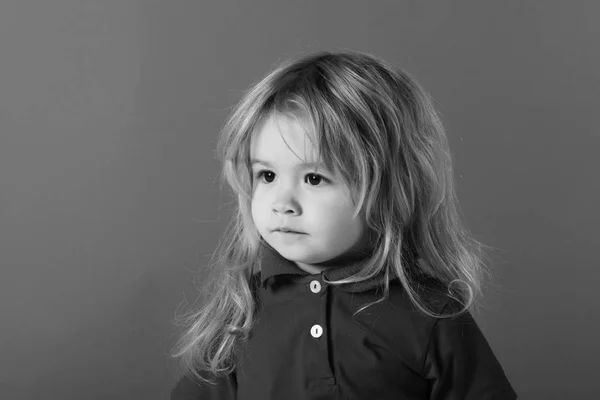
[170,50,494,385]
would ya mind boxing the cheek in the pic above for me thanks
[250,198,260,219]
[329,195,356,221]
[318,201,360,234]
[339,216,365,241]
[339,203,366,236]
[250,191,267,225]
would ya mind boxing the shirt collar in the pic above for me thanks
[258,243,386,293]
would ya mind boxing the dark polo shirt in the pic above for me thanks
[171,244,516,399]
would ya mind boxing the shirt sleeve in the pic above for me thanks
[421,300,517,400]
[170,369,237,400]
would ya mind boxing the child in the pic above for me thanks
[170,51,517,399]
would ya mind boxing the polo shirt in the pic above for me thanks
[171,244,517,399]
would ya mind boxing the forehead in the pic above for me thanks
[250,113,320,164]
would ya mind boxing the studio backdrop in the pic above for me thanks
[1,1,598,399]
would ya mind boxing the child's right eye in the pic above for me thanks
[255,170,275,183]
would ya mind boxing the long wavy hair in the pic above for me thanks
[170,50,494,385]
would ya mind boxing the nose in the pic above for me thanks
[272,186,300,215]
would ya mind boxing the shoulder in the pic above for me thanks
[373,276,457,323]
[421,296,517,397]
[344,275,455,323]
[341,277,456,372]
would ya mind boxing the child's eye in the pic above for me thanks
[305,173,327,186]
[256,170,276,183]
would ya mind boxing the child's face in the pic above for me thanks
[250,113,372,274]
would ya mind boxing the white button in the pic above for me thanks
[310,324,323,338]
[310,280,321,293]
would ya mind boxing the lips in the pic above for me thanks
[274,227,305,234]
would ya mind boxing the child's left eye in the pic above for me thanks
[305,173,326,186]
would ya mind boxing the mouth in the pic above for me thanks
[274,228,305,234]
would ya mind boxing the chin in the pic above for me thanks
[272,245,322,263]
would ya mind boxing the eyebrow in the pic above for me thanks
[250,158,327,170]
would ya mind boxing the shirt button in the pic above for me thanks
[309,280,321,293]
[310,324,323,338]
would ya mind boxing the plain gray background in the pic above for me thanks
[1,1,598,399]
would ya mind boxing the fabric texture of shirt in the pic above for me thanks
[171,244,517,399]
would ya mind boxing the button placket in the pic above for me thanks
[305,275,336,389]
[309,279,324,341]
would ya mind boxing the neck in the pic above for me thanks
[294,246,374,275]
